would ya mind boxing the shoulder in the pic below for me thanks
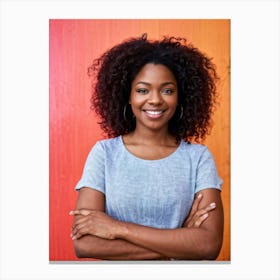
[180,141,209,156]
[179,141,216,165]
[83,137,122,166]
[88,136,122,157]
[95,136,121,150]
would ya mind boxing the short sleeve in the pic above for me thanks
[75,141,105,194]
[195,147,223,193]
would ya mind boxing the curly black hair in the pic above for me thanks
[88,33,219,143]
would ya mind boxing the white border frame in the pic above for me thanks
[1,0,279,279]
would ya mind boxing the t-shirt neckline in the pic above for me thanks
[119,135,183,162]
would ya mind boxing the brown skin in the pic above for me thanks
[71,63,224,260]
[129,63,178,139]
[71,188,221,260]
[71,188,167,260]
[72,188,168,260]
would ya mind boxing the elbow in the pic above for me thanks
[178,235,223,260]
[202,243,221,260]
[199,236,223,260]
[74,248,86,259]
[73,239,90,258]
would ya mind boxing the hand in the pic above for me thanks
[184,193,216,228]
[70,209,121,240]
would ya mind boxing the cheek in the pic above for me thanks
[130,94,145,107]
[130,98,142,114]
[167,96,178,108]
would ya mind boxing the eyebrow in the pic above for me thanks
[135,81,176,86]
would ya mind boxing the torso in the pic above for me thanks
[75,136,222,229]
[104,136,194,229]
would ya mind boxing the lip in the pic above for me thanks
[142,109,166,119]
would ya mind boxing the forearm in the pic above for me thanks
[115,190,224,260]
[74,234,168,260]
[72,189,223,260]
[117,223,222,260]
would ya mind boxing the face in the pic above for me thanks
[129,63,178,133]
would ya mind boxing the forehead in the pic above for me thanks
[133,63,177,84]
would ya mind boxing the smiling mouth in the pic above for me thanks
[143,109,166,118]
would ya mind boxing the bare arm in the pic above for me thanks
[73,235,166,260]
[118,189,223,260]
[72,187,168,260]
[72,188,223,260]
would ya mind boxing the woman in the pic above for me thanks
[70,34,224,260]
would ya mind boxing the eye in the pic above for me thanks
[136,88,149,94]
[161,88,175,95]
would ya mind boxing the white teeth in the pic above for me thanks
[145,110,163,115]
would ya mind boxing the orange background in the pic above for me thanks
[49,19,230,261]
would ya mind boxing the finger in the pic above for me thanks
[71,224,82,239]
[186,193,203,223]
[198,202,216,215]
[205,202,216,212]
[187,219,194,228]
[186,202,216,227]
[187,213,209,228]
[192,193,203,212]
[71,227,85,240]
[193,213,209,227]
[72,215,92,229]
[72,217,88,236]
[70,209,93,216]
[71,222,89,239]
[69,210,81,216]
[191,202,216,219]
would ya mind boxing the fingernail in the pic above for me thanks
[69,211,74,215]
[210,202,216,207]
[198,193,202,198]
[72,236,76,240]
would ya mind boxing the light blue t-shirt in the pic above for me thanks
[75,136,222,229]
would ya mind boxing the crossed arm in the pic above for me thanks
[70,187,224,260]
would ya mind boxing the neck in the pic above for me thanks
[126,127,177,146]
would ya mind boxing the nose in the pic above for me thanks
[148,90,163,105]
